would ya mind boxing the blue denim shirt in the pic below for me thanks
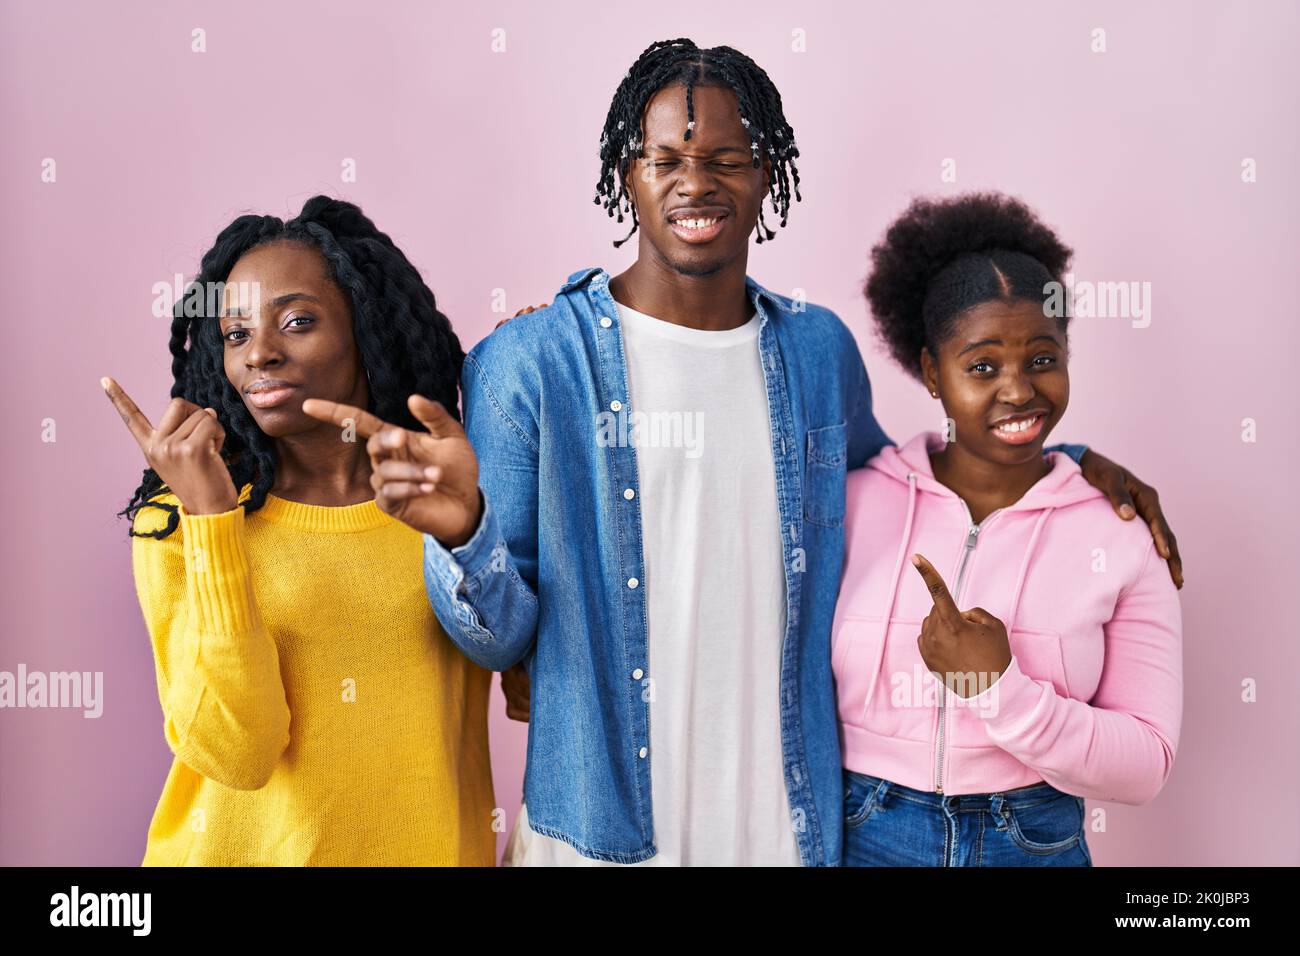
[422,265,1087,865]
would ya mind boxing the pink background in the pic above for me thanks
[2,0,1296,866]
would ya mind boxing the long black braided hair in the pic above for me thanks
[120,195,465,540]
[595,38,802,247]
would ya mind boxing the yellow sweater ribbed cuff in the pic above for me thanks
[178,504,260,636]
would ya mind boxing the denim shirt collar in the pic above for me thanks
[558,266,795,316]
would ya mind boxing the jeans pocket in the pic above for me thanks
[843,770,880,829]
[1005,791,1084,855]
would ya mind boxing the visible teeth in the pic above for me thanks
[995,416,1039,433]
[674,217,719,229]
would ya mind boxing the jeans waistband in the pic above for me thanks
[844,768,1078,811]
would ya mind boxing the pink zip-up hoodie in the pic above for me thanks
[832,430,1182,805]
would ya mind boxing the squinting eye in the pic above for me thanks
[285,314,315,328]
[1032,354,1057,367]
[968,361,993,374]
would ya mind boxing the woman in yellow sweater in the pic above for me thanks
[103,196,497,866]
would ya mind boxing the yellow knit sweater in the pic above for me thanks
[130,485,497,866]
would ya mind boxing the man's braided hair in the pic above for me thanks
[594,38,802,247]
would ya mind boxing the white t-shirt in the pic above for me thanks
[502,299,802,866]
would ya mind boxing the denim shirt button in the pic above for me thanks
[792,767,802,785]
[627,577,639,589]
[638,747,648,759]
[632,668,643,680]
[599,316,612,328]
[623,488,635,500]
[610,400,623,412]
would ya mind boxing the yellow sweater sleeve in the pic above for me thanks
[131,494,291,790]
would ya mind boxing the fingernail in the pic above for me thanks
[1120,505,1135,519]
[424,466,439,480]
[420,482,434,492]
[911,554,921,567]
[99,377,111,390]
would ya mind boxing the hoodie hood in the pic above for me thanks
[835,432,1183,800]
[869,430,1103,511]
[849,431,1103,712]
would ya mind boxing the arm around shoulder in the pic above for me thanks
[830,314,892,469]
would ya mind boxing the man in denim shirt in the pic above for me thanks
[305,39,1181,865]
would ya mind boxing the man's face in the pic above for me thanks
[623,83,770,277]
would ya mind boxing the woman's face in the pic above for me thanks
[921,298,1070,466]
[219,240,368,438]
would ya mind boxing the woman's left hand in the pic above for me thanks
[910,553,1013,699]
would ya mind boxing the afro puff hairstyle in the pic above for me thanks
[864,192,1073,381]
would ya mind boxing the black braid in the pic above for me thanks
[120,196,465,540]
[595,38,802,247]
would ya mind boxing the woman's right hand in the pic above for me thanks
[102,377,239,516]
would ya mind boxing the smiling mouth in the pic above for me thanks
[668,214,728,243]
[990,414,1047,445]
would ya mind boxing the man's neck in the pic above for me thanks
[609,246,754,331]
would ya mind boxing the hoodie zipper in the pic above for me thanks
[934,499,999,794]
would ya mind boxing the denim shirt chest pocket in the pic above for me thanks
[803,421,847,528]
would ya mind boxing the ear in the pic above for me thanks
[919,347,940,398]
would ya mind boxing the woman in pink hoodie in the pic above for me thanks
[835,193,1183,866]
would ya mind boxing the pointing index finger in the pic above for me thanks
[911,553,963,627]
[301,398,391,439]
[101,377,154,451]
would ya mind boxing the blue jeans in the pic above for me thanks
[842,769,1093,867]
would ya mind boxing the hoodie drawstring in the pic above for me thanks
[859,485,1055,715]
